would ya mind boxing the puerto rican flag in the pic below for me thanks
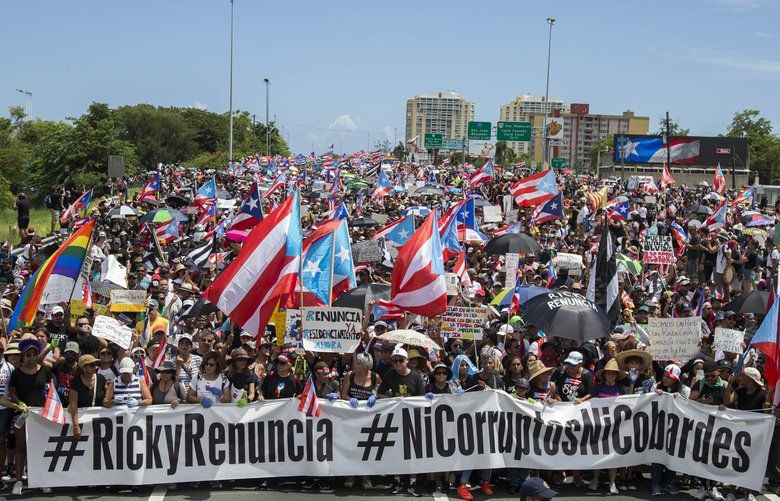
[532,193,563,225]
[508,279,524,316]
[510,170,558,207]
[714,163,727,195]
[704,199,728,230]
[469,160,494,187]
[453,249,471,287]
[660,163,676,189]
[203,190,302,337]
[194,178,216,206]
[155,220,179,244]
[60,189,93,223]
[390,212,447,316]
[42,380,66,425]
[493,221,523,236]
[264,172,287,199]
[153,333,167,368]
[372,300,405,321]
[230,182,264,231]
[546,259,557,288]
[739,296,780,405]
[609,200,630,221]
[136,173,160,202]
[371,170,394,200]
[329,202,350,221]
[372,214,415,247]
[82,279,93,309]
[298,375,321,417]
[730,185,754,207]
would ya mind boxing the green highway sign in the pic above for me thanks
[496,121,532,142]
[550,157,566,169]
[424,133,443,148]
[443,138,464,150]
[467,121,492,141]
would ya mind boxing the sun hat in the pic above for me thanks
[596,358,625,380]
[4,342,20,355]
[77,354,99,368]
[527,361,554,382]
[154,360,177,373]
[432,363,453,379]
[743,367,765,387]
[615,349,652,370]
[229,348,253,361]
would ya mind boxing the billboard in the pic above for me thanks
[570,103,590,115]
[613,135,748,167]
[544,117,564,139]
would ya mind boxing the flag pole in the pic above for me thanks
[327,230,336,307]
[67,220,96,307]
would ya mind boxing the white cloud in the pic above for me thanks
[754,31,774,38]
[189,101,208,110]
[712,0,769,10]
[328,114,359,131]
[649,47,780,73]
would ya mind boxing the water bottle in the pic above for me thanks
[14,411,28,429]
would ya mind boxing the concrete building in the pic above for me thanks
[529,108,650,171]
[405,92,474,143]
[499,94,567,155]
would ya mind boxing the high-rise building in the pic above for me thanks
[499,94,567,155]
[405,92,474,144]
[528,108,650,170]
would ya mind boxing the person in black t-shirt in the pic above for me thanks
[260,354,299,400]
[377,347,425,398]
[13,192,31,241]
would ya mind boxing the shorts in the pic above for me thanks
[17,217,29,230]
[51,209,60,221]
[0,408,16,438]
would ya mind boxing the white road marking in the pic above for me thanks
[432,491,449,501]
[149,485,167,501]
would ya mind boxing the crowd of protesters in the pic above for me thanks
[0,156,778,501]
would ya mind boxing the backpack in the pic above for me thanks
[43,195,51,209]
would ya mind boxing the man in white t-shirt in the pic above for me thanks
[714,231,732,294]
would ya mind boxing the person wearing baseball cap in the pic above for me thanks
[520,477,557,500]
[51,341,81,407]
[260,353,298,400]
[553,350,594,404]
[378,345,427,496]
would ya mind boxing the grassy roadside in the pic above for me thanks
[0,207,53,245]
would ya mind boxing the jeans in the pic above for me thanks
[651,463,677,492]
[460,469,489,485]
[507,468,529,488]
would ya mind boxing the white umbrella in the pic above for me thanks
[108,205,140,219]
[378,329,442,350]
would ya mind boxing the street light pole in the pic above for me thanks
[264,78,271,155]
[15,89,32,120]
[227,0,235,168]
[543,17,555,168]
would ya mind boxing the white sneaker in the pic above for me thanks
[609,483,619,495]
[11,481,23,495]
[589,479,599,491]
[743,494,756,501]
[693,487,708,500]
[709,486,724,501]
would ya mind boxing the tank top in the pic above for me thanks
[113,374,142,404]
[347,372,377,401]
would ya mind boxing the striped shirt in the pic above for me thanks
[178,354,202,390]
[0,361,14,409]
[113,374,142,404]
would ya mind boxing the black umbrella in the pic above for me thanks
[333,283,391,315]
[484,233,542,255]
[180,297,221,319]
[349,217,380,227]
[685,204,713,216]
[724,291,770,315]
[165,195,189,208]
[521,291,610,342]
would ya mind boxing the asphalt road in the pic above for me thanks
[3,477,780,501]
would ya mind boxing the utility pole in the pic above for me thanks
[227,0,235,167]
[263,78,271,155]
[394,127,397,147]
[15,89,32,120]
[731,150,737,190]
[543,17,556,168]
[665,111,672,168]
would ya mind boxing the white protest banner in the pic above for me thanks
[445,273,460,296]
[101,254,128,288]
[505,209,518,224]
[505,253,520,288]
[502,194,514,214]
[27,390,773,490]
[301,307,363,353]
[216,199,237,210]
[646,316,701,361]
[643,235,674,265]
[441,306,486,340]
[556,252,583,277]
[714,327,744,354]
[109,289,147,313]
[482,205,503,223]
[91,314,134,349]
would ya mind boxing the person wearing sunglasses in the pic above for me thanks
[187,352,232,406]
[260,354,299,400]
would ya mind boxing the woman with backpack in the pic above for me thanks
[150,361,186,407]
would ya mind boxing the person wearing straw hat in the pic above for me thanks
[588,358,627,494]
[526,361,558,402]
[615,349,654,394]
[226,348,257,403]
[67,355,106,439]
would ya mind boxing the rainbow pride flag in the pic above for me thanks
[7,220,95,331]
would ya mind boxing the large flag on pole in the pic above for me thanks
[586,223,620,325]
[204,191,302,337]
[230,182,264,231]
[390,212,447,316]
[660,163,676,189]
[7,220,95,331]
[60,188,93,223]
[713,163,727,195]
[510,169,558,207]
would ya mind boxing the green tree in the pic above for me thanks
[589,135,614,170]
[495,141,517,166]
[392,142,406,161]
[114,104,198,168]
[725,109,779,183]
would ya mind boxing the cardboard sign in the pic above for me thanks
[216,199,237,210]
[556,253,583,277]
[352,240,383,263]
[646,316,701,361]
[101,255,128,288]
[505,209,518,224]
[284,309,303,350]
[445,273,460,296]
[92,314,134,349]
[109,289,147,313]
[482,206,503,223]
[372,213,389,225]
[505,253,520,288]
[643,235,674,265]
[69,300,109,324]
[440,306,486,340]
[714,327,744,354]
[301,307,363,353]
[502,194,514,215]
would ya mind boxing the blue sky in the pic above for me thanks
[2,0,778,155]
